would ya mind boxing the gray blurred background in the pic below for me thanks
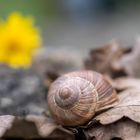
[0,0,140,54]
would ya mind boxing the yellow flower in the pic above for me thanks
[0,12,42,68]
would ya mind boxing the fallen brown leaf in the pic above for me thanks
[94,88,140,124]
[83,84,140,140]
[0,115,15,137]
[85,118,140,140]
[119,37,140,77]
[0,115,75,140]
[113,77,140,91]
[84,40,128,78]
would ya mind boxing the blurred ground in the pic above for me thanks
[0,66,47,116]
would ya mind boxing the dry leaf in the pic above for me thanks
[0,115,15,137]
[119,37,140,77]
[113,77,140,91]
[85,38,140,78]
[0,115,75,139]
[83,85,140,140]
[84,40,128,78]
[85,118,140,140]
[26,115,74,140]
[94,88,140,124]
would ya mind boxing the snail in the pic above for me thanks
[47,70,118,127]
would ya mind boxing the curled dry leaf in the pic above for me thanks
[119,37,140,77]
[84,118,140,140]
[83,85,140,140]
[0,115,15,137]
[113,77,140,91]
[26,115,74,139]
[84,40,128,78]
[85,37,140,78]
[94,88,140,125]
[0,115,74,139]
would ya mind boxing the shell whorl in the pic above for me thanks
[54,77,81,109]
[48,70,118,126]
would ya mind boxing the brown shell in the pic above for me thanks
[47,70,118,127]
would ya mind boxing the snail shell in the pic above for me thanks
[47,70,118,127]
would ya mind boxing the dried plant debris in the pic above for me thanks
[113,77,140,91]
[118,37,140,77]
[84,40,134,78]
[84,40,128,78]
[85,38,140,78]
[84,118,140,140]
[94,88,140,124]
[0,115,75,139]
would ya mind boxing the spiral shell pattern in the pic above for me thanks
[48,70,118,126]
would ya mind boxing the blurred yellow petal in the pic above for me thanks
[0,52,6,63]
[0,12,42,68]
[8,53,31,68]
